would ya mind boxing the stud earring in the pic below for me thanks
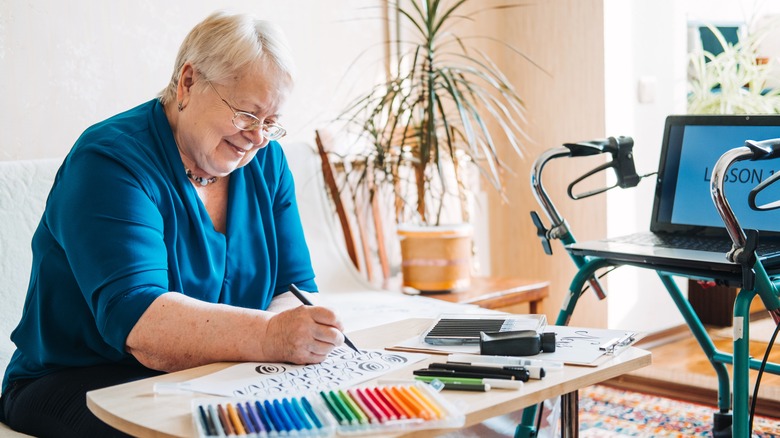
[177,102,183,112]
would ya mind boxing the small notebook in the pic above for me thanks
[423,314,547,345]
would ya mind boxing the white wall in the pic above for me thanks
[603,0,780,331]
[603,0,688,331]
[0,0,385,161]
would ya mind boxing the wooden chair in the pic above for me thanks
[314,130,392,286]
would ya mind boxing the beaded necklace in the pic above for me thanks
[185,168,218,186]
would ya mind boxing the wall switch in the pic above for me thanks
[637,76,657,104]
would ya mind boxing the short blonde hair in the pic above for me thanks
[159,11,295,104]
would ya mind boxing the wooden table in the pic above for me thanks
[87,318,650,438]
[423,276,550,313]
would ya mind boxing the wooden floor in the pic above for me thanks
[604,319,780,419]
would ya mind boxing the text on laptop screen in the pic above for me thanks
[656,120,780,235]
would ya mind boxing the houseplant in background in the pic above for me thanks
[687,22,780,115]
[686,19,780,324]
[332,0,536,292]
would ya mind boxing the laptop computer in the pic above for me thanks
[566,114,780,283]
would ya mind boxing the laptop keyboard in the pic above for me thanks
[612,233,780,257]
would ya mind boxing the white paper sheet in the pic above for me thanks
[183,347,427,398]
[389,325,641,366]
[314,289,492,333]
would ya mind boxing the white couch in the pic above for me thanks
[0,144,479,435]
[0,158,60,436]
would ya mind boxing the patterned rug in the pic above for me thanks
[579,384,780,437]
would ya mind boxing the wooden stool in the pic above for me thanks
[422,276,550,314]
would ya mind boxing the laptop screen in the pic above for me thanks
[652,115,780,236]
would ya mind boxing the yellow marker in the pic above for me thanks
[408,385,444,419]
[385,386,421,419]
[417,384,452,418]
[226,403,246,435]
[395,386,433,420]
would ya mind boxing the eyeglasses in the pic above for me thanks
[206,81,287,141]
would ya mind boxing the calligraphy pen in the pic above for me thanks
[289,284,360,353]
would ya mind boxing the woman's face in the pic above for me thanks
[176,61,291,178]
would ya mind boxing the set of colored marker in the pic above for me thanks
[193,383,464,437]
[193,396,335,437]
[317,383,462,433]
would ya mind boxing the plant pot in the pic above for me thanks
[397,224,472,293]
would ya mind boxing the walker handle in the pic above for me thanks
[745,138,780,211]
[566,136,640,200]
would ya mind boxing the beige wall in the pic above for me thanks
[485,0,609,327]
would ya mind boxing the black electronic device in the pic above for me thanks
[479,330,556,356]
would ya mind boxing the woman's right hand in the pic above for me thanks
[263,305,346,364]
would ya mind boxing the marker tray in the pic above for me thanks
[193,396,336,438]
[192,382,465,437]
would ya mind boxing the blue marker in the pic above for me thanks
[208,404,225,436]
[236,402,255,434]
[198,405,215,436]
[291,398,313,430]
[254,400,273,432]
[282,398,305,431]
[301,396,323,428]
[273,398,295,432]
[245,401,265,433]
[263,399,284,432]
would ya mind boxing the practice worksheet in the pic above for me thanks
[182,348,427,398]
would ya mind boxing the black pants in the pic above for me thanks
[1,364,163,438]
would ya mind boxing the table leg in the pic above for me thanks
[560,390,579,438]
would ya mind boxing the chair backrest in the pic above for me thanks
[312,132,398,289]
[0,158,61,377]
[284,142,374,293]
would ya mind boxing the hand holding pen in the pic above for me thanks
[289,284,360,353]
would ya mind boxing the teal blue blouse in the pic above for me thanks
[2,99,317,391]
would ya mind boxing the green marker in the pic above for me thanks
[319,391,347,425]
[329,390,358,424]
[414,376,483,385]
[338,389,369,424]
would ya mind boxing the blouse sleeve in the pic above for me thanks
[46,147,169,353]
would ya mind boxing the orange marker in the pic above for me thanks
[382,386,416,419]
[409,385,445,419]
[393,386,432,420]
[402,385,439,419]
[226,403,246,435]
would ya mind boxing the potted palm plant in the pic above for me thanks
[332,0,535,291]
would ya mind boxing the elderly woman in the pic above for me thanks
[0,11,345,437]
